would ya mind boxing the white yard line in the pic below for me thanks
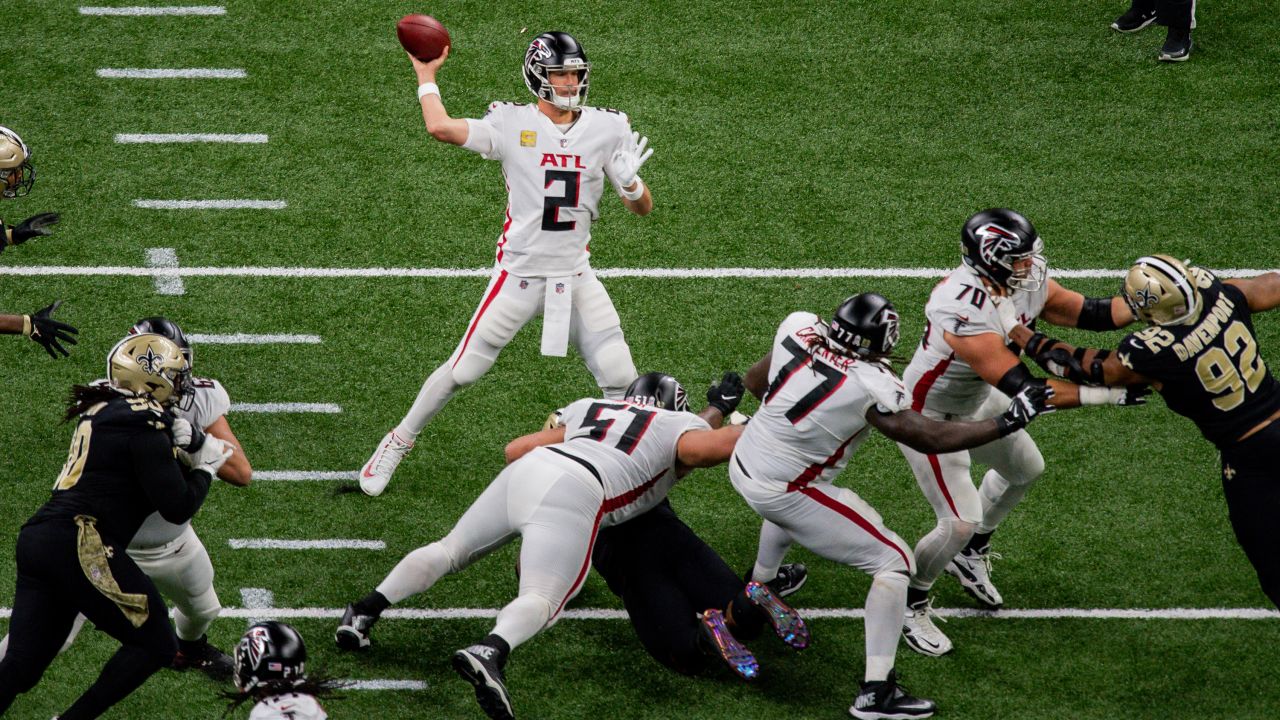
[98,68,246,79]
[344,680,429,691]
[133,199,286,210]
[239,588,275,625]
[252,471,359,481]
[229,403,342,413]
[228,539,385,550]
[144,248,184,295]
[80,5,226,15]
[0,265,1275,280]
[188,333,322,344]
[116,133,267,144]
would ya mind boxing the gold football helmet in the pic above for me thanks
[106,334,190,405]
[1122,254,1202,326]
[0,126,34,199]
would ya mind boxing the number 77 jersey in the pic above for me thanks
[734,311,910,489]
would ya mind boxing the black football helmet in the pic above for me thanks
[960,209,1046,292]
[234,621,307,692]
[0,126,34,199]
[129,316,194,409]
[829,293,900,358]
[523,31,590,110]
[625,372,689,412]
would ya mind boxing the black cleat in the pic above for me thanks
[453,644,515,720]
[1159,28,1193,62]
[172,635,234,682]
[1111,4,1157,33]
[849,670,937,719]
[335,603,378,650]
[748,562,808,598]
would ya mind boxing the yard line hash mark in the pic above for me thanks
[188,333,322,344]
[80,5,226,15]
[229,403,342,414]
[97,68,246,79]
[133,199,286,210]
[252,471,359,482]
[116,133,267,144]
[144,248,184,295]
[228,539,385,550]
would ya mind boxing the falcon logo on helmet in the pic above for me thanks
[829,293,900,358]
[523,31,591,111]
[960,208,1047,292]
[975,224,1022,266]
[0,126,35,199]
[234,621,308,692]
[625,372,689,412]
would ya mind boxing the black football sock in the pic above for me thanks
[354,591,391,618]
[481,633,512,668]
[964,531,993,554]
[906,586,930,607]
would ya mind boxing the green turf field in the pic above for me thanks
[1,1,1278,718]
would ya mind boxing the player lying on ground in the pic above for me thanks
[360,30,654,496]
[732,292,1052,720]
[336,372,744,720]
[1000,255,1280,609]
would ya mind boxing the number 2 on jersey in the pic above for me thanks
[542,169,581,231]
[577,402,657,454]
[1196,320,1266,411]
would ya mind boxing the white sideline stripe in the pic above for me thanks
[344,680,428,691]
[116,133,267,144]
[228,539,385,550]
[253,470,359,481]
[80,5,226,15]
[230,402,342,413]
[188,333,322,344]
[98,68,246,79]
[134,199,286,210]
[145,247,184,295]
[0,265,1274,280]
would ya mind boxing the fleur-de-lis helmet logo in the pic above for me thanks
[135,346,163,375]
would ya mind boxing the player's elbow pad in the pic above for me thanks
[995,363,1043,397]
[1077,296,1122,331]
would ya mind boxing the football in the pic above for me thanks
[396,14,450,62]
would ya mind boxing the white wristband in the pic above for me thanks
[1078,386,1123,406]
[619,177,645,201]
[417,82,440,100]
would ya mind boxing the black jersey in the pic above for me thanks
[1117,275,1280,448]
[26,394,212,544]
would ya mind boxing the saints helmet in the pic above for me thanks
[625,372,689,412]
[129,317,196,410]
[523,31,590,110]
[234,621,307,692]
[829,292,900,358]
[1122,254,1202,326]
[960,208,1046,292]
[106,333,190,406]
[0,126,34,199]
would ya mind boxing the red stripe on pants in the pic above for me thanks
[797,486,912,573]
[552,504,604,621]
[452,270,509,369]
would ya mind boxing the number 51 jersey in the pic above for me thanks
[733,311,910,489]
[463,102,635,278]
[552,397,711,527]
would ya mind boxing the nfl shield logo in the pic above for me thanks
[519,279,529,290]
[555,283,565,294]
[559,138,569,148]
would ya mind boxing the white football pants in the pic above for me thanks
[897,389,1046,591]
[395,265,638,442]
[0,524,220,659]
[374,449,604,650]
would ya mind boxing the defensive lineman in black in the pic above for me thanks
[1004,255,1280,607]
[0,334,233,719]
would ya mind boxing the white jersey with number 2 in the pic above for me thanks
[462,102,636,277]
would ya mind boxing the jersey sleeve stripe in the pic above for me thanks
[796,486,913,573]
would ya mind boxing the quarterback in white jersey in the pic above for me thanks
[732,294,1050,720]
[0,318,252,678]
[359,31,654,497]
[897,209,1141,657]
[336,373,742,720]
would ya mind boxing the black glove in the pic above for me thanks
[706,371,745,415]
[24,300,78,358]
[10,213,59,246]
[1033,346,1082,381]
[995,384,1055,436]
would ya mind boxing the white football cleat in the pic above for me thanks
[901,598,952,657]
[945,547,1004,609]
[359,430,413,496]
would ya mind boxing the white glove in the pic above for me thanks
[991,295,1022,336]
[171,417,193,448]
[726,411,751,426]
[608,132,653,189]
[178,435,234,476]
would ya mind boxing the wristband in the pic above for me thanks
[620,177,645,201]
[417,82,440,100]
[21,315,32,337]
[1078,386,1123,406]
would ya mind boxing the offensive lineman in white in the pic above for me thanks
[897,209,1142,657]
[732,293,1051,720]
[0,317,251,677]
[360,31,653,496]
[336,373,742,720]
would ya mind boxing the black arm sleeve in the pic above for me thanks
[1077,296,1121,331]
[130,429,212,524]
[995,363,1038,397]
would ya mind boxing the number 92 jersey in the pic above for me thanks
[553,397,711,527]
[1117,272,1280,448]
[463,102,635,278]
[733,312,909,489]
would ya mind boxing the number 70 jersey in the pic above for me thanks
[464,102,635,278]
[554,397,711,526]
[733,312,910,489]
